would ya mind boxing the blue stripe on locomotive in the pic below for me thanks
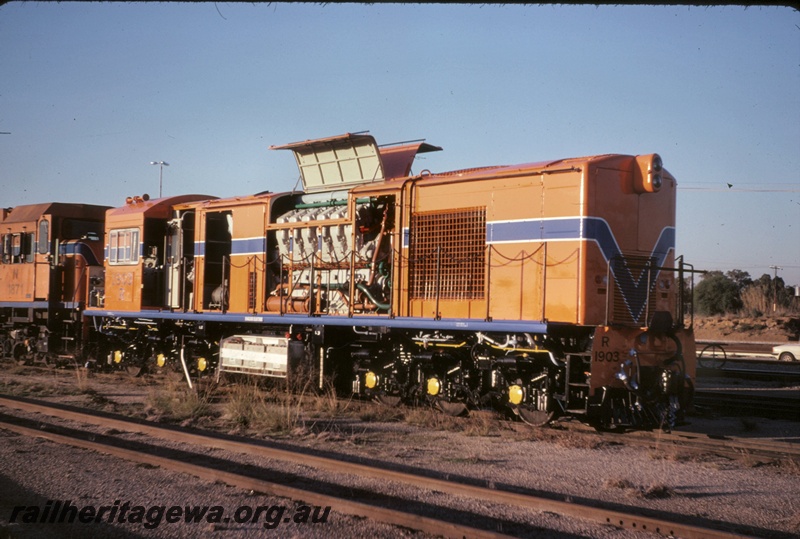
[487,217,675,322]
[59,242,101,266]
[194,237,266,257]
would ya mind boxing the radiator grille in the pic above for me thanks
[610,254,657,326]
[409,207,486,301]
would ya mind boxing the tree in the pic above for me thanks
[694,271,743,315]
[726,269,752,291]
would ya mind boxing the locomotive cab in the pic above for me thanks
[0,202,108,362]
[98,194,213,312]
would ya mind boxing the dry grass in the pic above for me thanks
[73,365,92,393]
[641,484,676,499]
[780,457,800,475]
[358,402,406,423]
[403,406,463,431]
[221,382,304,434]
[603,478,676,499]
[307,377,350,418]
[145,380,215,424]
[401,406,509,437]
[647,447,696,463]
[510,423,610,449]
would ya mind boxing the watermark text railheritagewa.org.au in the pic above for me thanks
[8,499,331,530]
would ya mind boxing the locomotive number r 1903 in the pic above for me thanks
[594,350,621,362]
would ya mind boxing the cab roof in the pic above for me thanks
[106,194,213,219]
[2,202,110,225]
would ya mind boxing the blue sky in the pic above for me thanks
[1,3,799,286]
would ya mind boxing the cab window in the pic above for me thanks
[108,228,140,265]
[38,220,49,255]
[1,232,35,264]
[24,233,34,262]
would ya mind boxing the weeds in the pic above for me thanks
[647,448,694,463]
[603,478,675,499]
[145,381,214,424]
[400,406,506,437]
[308,378,347,418]
[221,381,307,435]
[73,364,91,393]
[641,484,675,499]
[403,406,461,431]
[358,403,405,423]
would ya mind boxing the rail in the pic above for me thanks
[0,394,765,539]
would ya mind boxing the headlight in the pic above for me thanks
[651,154,663,173]
[634,153,664,193]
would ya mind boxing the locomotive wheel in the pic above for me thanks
[375,394,402,407]
[515,405,556,427]
[434,400,468,417]
[147,349,183,380]
[125,363,146,377]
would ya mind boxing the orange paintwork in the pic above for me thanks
[1,203,108,305]
[172,193,273,313]
[590,324,695,394]
[99,195,212,312]
[377,154,679,326]
[90,148,680,335]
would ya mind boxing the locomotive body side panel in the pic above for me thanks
[1,208,39,303]
[103,209,144,312]
[227,202,269,314]
[191,197,270,313]
[404,166,587,324]
[0,259,35,303]
[584,156,678,327]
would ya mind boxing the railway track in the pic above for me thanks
[0,412,512,539]
[693,390,800,421]
[0,393,779,539]
[587,425,800,467]
[695,352,800,383]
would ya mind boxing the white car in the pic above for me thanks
[772,343,800,361]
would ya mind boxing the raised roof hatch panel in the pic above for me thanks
[271,133,385,193]
[379,141,442,179]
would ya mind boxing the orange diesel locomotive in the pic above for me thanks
[0,202,108,362]
[81,132,695,429]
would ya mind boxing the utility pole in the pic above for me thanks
[150,161,169,198]
[769,265,782,312]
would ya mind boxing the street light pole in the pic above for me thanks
[769,265,782,312]
[150,161,169,198]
